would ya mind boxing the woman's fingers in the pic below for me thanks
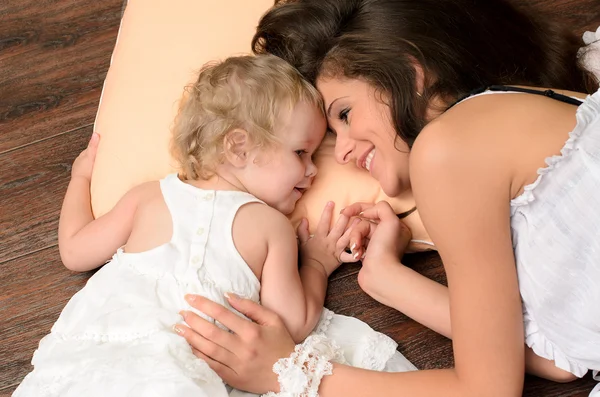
[359,201,397,221]
[179,309,238,354]
[190,346,234,377]
[185,294,259,335]
[225,293,284,327]
[340,202,373,218]
[174,321,237,364]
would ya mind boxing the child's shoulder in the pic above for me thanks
[235,202,295,239]
[112,180,162,212]
[232,202,296,279]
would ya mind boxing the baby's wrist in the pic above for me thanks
[301,257,330,278]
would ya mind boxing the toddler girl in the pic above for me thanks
[13,54,413,397]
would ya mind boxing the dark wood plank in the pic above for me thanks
[0,0,124,152]
[0,246,92,394]
[0,126,90,262]
[1,0,598,396]
[524,373,598,397]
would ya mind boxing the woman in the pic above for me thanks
[174,0,600,395]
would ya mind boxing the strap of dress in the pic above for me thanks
[449,85,584,110]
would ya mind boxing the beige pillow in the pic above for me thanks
[91,0,435,253]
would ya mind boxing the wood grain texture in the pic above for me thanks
[0,126,91,263]
[1,0,600,395]
[0,246,91,393]
[0,0,124,153]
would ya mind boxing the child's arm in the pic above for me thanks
[58,133,142,271]
[257,202,353,342]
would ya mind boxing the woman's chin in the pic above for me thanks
[380,179,405,198]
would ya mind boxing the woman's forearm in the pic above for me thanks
[319,364,519,397]
[362,261,451,338]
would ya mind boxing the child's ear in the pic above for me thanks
[223,129,252,167]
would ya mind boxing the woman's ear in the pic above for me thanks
[413,61,425,97]
[223,129,252,168]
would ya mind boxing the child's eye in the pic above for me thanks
[338,107,350,124]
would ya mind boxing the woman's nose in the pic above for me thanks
[334,134,354,164]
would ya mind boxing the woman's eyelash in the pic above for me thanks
[338,107,350,123]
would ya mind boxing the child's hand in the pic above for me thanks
[71,133,100,181]
[341,201,412,299]
[296,201,358,276]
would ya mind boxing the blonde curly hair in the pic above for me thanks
[171,54,323,180]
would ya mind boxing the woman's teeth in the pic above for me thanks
[365,149,375,171]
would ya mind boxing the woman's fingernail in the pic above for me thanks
[224,292,239,301]
[179,310,188,318]
[353,251,360,260]
[350,243,357,252]
[173,325,184,335]
[185,294,196,303]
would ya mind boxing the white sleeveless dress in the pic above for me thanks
[13,173,415,397]
[460,88,600,395]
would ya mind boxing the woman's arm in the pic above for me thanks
[362,257,452,337]
[177,179,525,397]
[408,120,525,396]
[177,126,526,396]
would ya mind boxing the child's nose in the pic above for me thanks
[306,160,318,178]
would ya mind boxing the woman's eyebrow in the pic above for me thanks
[326,96,349,117]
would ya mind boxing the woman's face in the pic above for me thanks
[316,76,411,197]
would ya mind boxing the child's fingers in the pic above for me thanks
[86,133,100,161]
[348,220,373,253]
[328,212,352,240]
[315,201,335,236]
[337,219,365,262]
[296,218,311,245]
[337,218,360,246]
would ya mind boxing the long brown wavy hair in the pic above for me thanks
[253,0,596,147]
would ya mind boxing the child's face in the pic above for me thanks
[246,101,326,215]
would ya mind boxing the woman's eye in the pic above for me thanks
[295,150,307,156]
[338,107,350,124]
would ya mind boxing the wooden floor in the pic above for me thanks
[1,0,599,396]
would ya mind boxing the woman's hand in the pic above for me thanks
[174,293,296,394]
[71,132,100,181]
[341,201,412,297]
